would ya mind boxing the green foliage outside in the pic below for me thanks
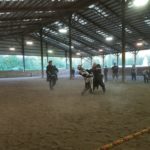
[0,50,150,71]
[0,55,23,71]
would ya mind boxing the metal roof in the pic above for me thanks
[0,0,150,56]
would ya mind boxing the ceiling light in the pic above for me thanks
[76,52,81,56]
[59,28,68,34]
[99,49,103,52]
[88,4,95,9]
[136,42,143,46]
[106,36,113,41]
[133,0,149,7]
[48,50,53,53]
[26,41,33,45]
[9,47,15,51]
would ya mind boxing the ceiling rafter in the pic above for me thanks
[64,20,118,53]
[41,29,93,56]
[77,12,135,49]
[48,26,98,52]
[101,0,150,40]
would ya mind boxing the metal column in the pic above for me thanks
[21,34,25,72]
[69,15,72,80]
[102,54,105,67]
[40,28,44,78]
[121,0,126,82]
[81,56,83,66]
[133,50,138,66]
[65,51,68,69]
[46,42,48,63]
[91,56,93,66]
[117,53,119,66]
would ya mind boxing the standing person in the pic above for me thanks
[131,64,137,80]
[46,60,58,90]
[143,68,149,83]
[104,65,108,82]
[71,67,75,79]
[111,63,119,80]
[92,64,106,92]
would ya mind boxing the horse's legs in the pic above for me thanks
[81,82,91,95]
[49,79,53,90]
[99,80,105,93]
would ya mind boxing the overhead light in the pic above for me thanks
[76,52,81,56]
[99,49,103,52]
[71,46,74,49]
[133,0,149,7]
[136,42,143,46]
[48,50,53,53]
[88,4,95,9]
[9,47,15,51]
[59,28,68,34]
[106,36,113,41]
[26,41,33,45]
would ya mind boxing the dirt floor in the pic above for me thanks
[0,77,149,150]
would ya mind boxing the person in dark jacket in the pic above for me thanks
[131,64,137,80]
[46,60,58,89]
[112,63,119,80]
[92,64,105,93]
[71,67,75,79]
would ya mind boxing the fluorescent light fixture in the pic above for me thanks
[71,46,74,49]
[9,47,15,51]
[99,49,103,52]
[59,28,68,33]
[106,36,113,41]
[133,0,149,7]
[88,4,95,9]
[48,50,53,53]
[76,52,81,56]
[136,42,143,46]
[26,41,33,45]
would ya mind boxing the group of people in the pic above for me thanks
[143,68,150,83]
[45,60,150,92]
[130,65,150,83]
[78,63,105,95]
[45,60,106,95]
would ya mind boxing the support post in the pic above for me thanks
[102,54,105,68]
[121,0,126,82]
[81,56,83,66]
[65,51,68,69]
[133,50,138,66]
[69,15,72,80]
[21,34,25,72]
[117,53,119,66]
[91,56,93,66]
[40,28,44,78]
[46,42,48,62]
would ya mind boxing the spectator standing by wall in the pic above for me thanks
[131,64,137,80]
[111,63,119,80]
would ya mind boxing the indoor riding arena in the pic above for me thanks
[0,0,150,150]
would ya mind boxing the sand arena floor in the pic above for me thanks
[0,77,149,150]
